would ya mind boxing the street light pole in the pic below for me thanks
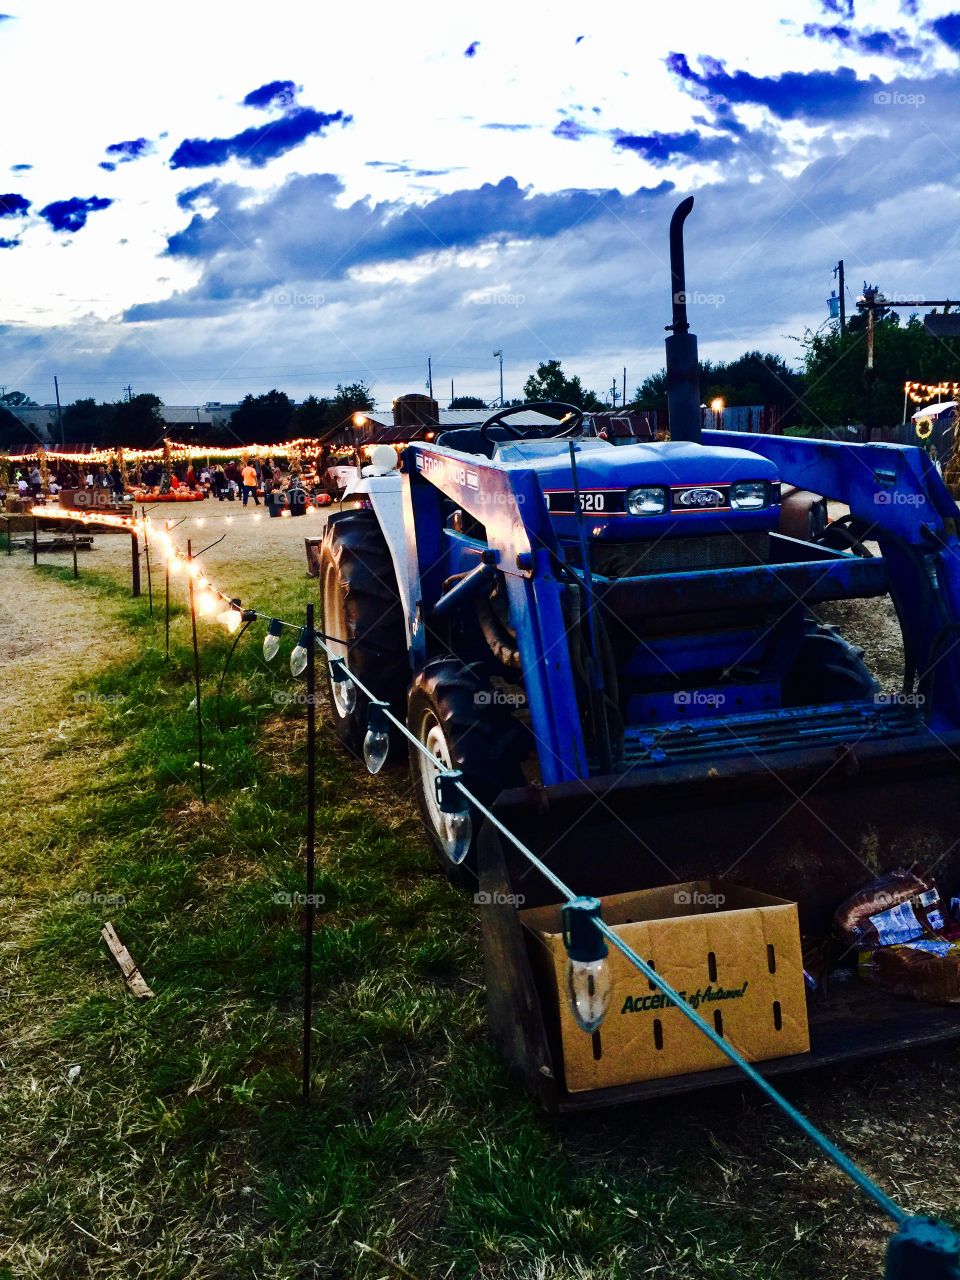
[493,350,504,406]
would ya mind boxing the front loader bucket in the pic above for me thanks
[477,721,960,1110]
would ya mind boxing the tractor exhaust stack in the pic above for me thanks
[665,196,701,443]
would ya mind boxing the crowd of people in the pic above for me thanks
[3,446,364,512]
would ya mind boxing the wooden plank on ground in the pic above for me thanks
[101,922,154,998]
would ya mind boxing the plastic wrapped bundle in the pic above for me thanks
[833,870,945,948]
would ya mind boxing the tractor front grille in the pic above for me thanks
[591,532,769,578]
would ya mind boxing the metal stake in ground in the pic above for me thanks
[142,506,153,616]
[302,601,317,1106]
[72,525,78,580]
[32,516,37,566]
[186,538,206,805]
[130,524,141,598]
[164,520,170,660]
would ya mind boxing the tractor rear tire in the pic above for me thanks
[783,619,878,706]
[407,659,527,884]
[319,510,409,757]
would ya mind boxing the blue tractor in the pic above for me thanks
[316,198,960,955]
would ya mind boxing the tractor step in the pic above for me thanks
[618,700,923,769]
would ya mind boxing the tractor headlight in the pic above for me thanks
[730,481,769,511]
[626,486,668,516]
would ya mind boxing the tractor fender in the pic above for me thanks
[340,473,417,645]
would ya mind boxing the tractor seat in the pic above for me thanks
[434,425,548,459]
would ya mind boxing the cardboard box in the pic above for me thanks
[520,880,810,1093]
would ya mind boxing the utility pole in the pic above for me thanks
[493,349,504,406]
[124,384,133,402]
[834,261,846,334]
[622,366,627,409]
[609,377,620,408]
[427,357,433,401]
[450,378,454,406]
[53,375,64,446]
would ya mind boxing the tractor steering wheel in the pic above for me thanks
[478,400,585,445]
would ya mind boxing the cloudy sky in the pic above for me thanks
[2,0,960,409]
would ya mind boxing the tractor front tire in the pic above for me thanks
[783,619,878,706]
[319,510,408,756]
[408,659,527,883]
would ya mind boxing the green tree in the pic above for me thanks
[0,390,37,409]
[229,390,295,445]
[330,381,375,421]
[103,394,164,449]
[450,395,488,410]
[62,398,111,445]
[294,394,330,437]
[522,360,602,411]
[799,314,959,430]
[634,352,804,424]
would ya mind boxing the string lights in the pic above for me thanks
[905,380,960,405]
[7,435,336,465]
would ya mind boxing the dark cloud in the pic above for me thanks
[366,160,456,177]
[482,122,533,131]
[0,237,19,249]
[125,173,674,319]
[11,163,31,171]
[39,196,112,232]
[802,22,922,60]
[176,181,220,210]
[464,41,479,57]
[243,79,299,110]
[100,138,152,173]
[615,130,738,165]
[819,0,854,15]
[553,119,594,141]
[0,13,13,20]
[667,51,882,121]
[0,192,30,217]
[930,13,960,46]
[169,106,352,169]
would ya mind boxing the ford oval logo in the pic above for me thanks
[676,486,725,508]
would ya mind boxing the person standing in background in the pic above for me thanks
[241,461,260,507]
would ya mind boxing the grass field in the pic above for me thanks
[2,506,959,1279]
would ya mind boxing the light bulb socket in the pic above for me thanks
[367,699,390,734]
[435,769,465,814]
[329,656,351,685]
[266,618,283,640]
[296,625,312,650]
[561,897,608,963]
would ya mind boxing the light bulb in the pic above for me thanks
[328,658,356,712]
[290,626,311,677]
[560,898,612,1033]
[263,618,283,663]
[566,958,612,1034]
[197,590,218,617]
[217,600,242,632]
[442,808,472,864]
[435,770,471,864]
[362,701,390,774]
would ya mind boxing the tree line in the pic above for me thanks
[3,315,960,449]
